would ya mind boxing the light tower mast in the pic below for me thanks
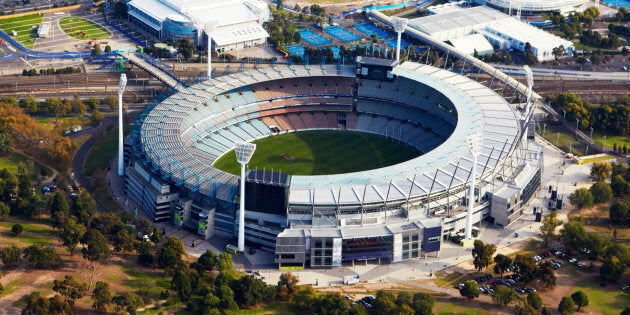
[117,73,127,176]
[391,17,408,63]
[206,21,217,81]
[235,142,256,252]
[465,134,482,240]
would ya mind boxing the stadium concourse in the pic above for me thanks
[123,58,543,270]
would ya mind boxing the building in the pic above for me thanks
[408,5,573,60]
[127,0,270,51]
[473,0,587,16]
[125,57,541,269]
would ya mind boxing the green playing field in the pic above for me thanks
[213,130,422,176]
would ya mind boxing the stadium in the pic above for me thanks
[125,58,542,269]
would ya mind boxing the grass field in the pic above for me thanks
[574,277,630,315]
[539,123,592,156]
[0,152,52,178]
[59,16,110,40]
[0,13,43,49]
[84,126,134,176]
[213,131,421,175]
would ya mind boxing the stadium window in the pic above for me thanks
[412,234,419,241]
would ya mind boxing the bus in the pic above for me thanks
[226,244,239,254]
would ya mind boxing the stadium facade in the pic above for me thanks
[127,0,270,51]
[125,58,542,269]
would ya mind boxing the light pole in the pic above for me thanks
[575,119,580,137]
[391,17,408,63]
[590,127,594,140]
[603,135,607,151]
[117,73,127,176]
[235,142,256,252]
[557,132,560,146]
[543,123,546,137]
[569,141,573,154]
[465,134,482,240]
[205,21,217,81]
[563,110,566,120]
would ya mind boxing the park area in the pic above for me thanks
[0,13,43,49]
[213,130,421,175]
[59,16,110,40]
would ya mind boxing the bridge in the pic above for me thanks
[123,52,185,91]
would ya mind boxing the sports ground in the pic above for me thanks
[213,130,421,175]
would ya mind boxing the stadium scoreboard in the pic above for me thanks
[356,56,398,82]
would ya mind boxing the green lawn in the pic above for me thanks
[0,14,43,49]
[59,16,110,40]
[592,134,630,153]
[0,221,58,246]
[213,130,421,175]
[539,123,593,156]
[0,152,27,174]
[573,277,630,315]
[84,126,134,176]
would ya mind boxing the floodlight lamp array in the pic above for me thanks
[467,134,482,157]
[235,142,256,164]
[118,73,127,94]
[391,17,408,33]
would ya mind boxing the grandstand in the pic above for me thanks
[473,0,587,16]
[126,58,542,269]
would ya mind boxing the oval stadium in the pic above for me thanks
[480,0,587,15]
[125,58,542,269]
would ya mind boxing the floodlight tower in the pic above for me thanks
[465,134,482,240]
[206,21,217,81]
[523,65,534,115]
[235,142,256,252]
[391,17,408,63]
[117,73,127,176]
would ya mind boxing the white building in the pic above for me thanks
[473,0,587,16]
[127,0,270,52]
[408,6,573,61]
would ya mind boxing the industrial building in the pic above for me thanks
[409,5,573,61]
[127,0,270,51]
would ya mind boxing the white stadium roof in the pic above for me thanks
[448,34,494,56]
[209,21,269,46]
[128,0,267,27]
[141,62,521,208]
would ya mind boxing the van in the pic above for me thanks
[623,66,628,71]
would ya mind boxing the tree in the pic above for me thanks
[560,221,588,254]
[541,306,553,315]
[621,307,630,315]
[52,274,88,306]
[59,216,86,255]
[493,254,513,278]
[157,236,185,270]
[277,272,300,300]
[217,285,239,312]
[104,45,112,53]
[590,181,613,203]
[171,267,194,301]
[472,240,496,271]
[112,292,144,315]
[527,291,542,309]
[591,162,612,180]
[0,245,21,267]
[114,229,137,253]
[539,210,562,248]
[412,292,434,315]
[558,296,575,315]
[372,291,397,314]
[292,285,316,311]
[177,39,196,60]
[568,188,593,209]
[534,261,556,290]
[197,249,218,274]
[23,244,63,269]
[92,108,103,124]
[50,191,69,219]
[514,304,537,315]
[514,254,536,283]
[231,274,267,306]
[460,280,480,299]
[0,202,9,220]
[600,255,626,282]
[570,291,588,311]
[348,303,367,315]
[0,131,12,156]
[81,229,111,262]
[135,240,154,266]
[611,175,630,197]
[11,223,23,236]
[491,285,516,306]
[610,201,630,226]
[92,44,102,57]
[92,281,111,311]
